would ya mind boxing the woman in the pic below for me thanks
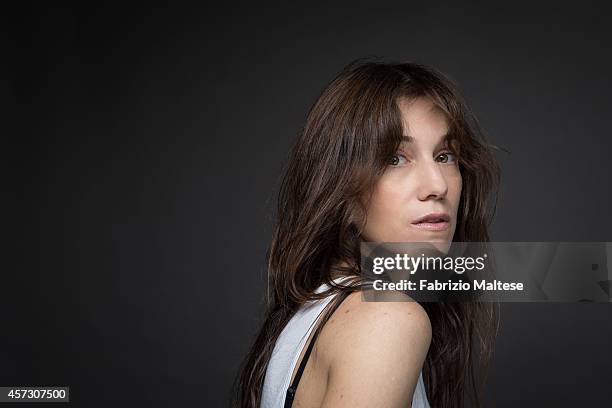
[235,59,500,407]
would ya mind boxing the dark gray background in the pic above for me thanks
[5,2,612,407]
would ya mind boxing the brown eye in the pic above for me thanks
[390,154,407,166]
[436,152,457,163]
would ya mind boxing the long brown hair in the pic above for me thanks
[235,59,500,408]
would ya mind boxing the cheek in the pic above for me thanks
[445,169,463,209]
[454,174,463,209]
[447,173,462,235]
[364,179,409,237]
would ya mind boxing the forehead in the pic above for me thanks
[396,96,449,144]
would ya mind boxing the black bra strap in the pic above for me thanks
[284,323,319,407]
[284,291,351,408]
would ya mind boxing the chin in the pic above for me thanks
[405,236,453,254]
[429,240,452,254]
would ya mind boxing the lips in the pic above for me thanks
[411,213,450,224]
[411,212,451,232]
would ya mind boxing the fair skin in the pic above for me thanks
[289,96,462,407]
[362,96,462,253]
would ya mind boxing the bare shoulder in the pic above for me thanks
[319,291,432,357]
[315,291,431,407]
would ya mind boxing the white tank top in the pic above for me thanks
[260,280,431,408]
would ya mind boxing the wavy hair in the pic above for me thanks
[235,59,500,408]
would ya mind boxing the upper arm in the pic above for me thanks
[319,295,431,408]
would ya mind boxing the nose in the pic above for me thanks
[415,160,448,201]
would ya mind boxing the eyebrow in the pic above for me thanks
[401,133,450,144]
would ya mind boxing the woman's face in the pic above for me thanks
[361,96,462,246]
